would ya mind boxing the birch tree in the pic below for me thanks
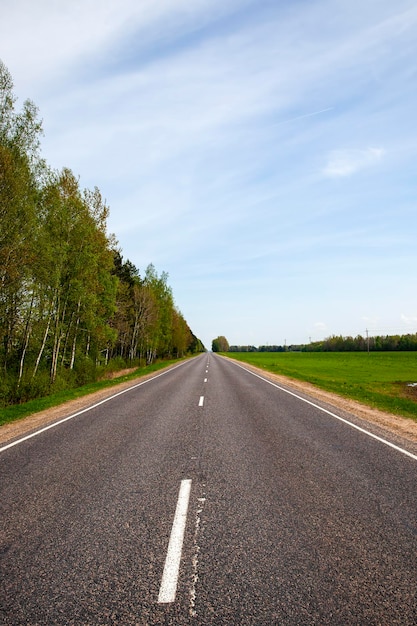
[0,61,41,377]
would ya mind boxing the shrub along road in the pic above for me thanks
[1,353,416,624]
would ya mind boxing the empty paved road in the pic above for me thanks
[1,353,416,624]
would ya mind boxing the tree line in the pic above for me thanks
[229,333,417,353]
[304,333,417,352]
[0,61,203,406]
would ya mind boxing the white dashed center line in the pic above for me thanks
[158,479,192,604]
[198,396,204,407]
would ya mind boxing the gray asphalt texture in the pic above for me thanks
[1,353,416,625]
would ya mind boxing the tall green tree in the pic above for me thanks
[0,61,42,378]
[212,336,229,352]
[0,60,203,405]
[35,169,117,383]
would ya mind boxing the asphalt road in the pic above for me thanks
[1,353,416,625]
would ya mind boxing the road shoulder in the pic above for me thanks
[0,366,178,446]
[2,356,417,449]
[222,355,417,446]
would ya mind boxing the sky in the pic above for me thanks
[1,0,417,349]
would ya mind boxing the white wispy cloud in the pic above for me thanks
[323,147,386,177]
[1,0,247,87]
[1,0,416,346]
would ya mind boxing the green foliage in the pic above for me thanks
[0,357,188,426]
[0,61,204,409]
[231,334,417,353]
[212,335,229,352]
[227,352,417,421]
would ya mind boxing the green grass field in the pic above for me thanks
[224,352,417,421]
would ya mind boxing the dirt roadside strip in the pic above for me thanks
[1,358,417,448]
[223,356,417,446]
[0,369,165,447]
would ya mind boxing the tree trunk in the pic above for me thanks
[32,291,56,379]
[69,302,81,370]
[17,294,34,387]
[50,295,67,384]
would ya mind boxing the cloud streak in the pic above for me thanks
[1,0,416,346]
[323,147,386,177]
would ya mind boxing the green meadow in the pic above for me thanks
[225,352,417,421]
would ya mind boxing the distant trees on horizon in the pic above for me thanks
[229,333,417,353]
[212,336,230,352]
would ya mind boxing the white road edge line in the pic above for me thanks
[198,396,204,407]
[228,359,417,461]
[0,360,192,454]
[158,479,192,604]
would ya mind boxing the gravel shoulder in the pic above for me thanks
[1,359,417,447]
[224,357,417,446]
[0,369,163,446]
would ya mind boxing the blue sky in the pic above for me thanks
[2,0,416,348]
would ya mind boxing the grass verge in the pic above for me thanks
[224,352,417,422]
[0,358,186,427]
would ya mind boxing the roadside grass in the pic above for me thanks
[224,352,417,422]
[0,358,186,427]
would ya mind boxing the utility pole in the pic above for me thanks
[366,328,370,354]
